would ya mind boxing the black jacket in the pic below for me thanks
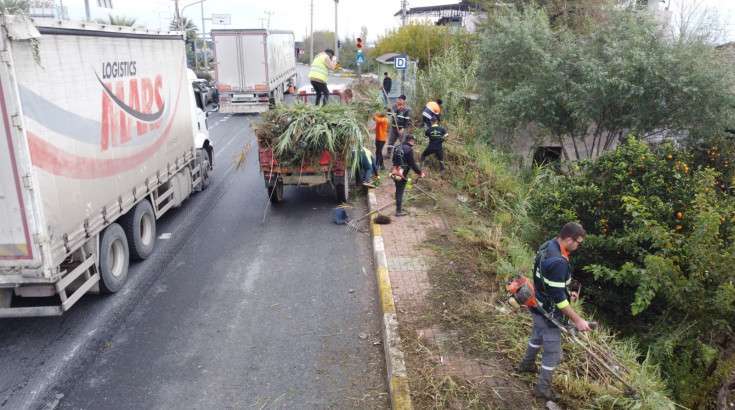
[533,239,572,320]
[392,142,422,176]
[425,125,447,149]
[383,76,392,93]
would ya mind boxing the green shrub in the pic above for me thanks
[530,137,735,406]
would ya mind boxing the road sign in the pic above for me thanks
[356,51,365,65]
[211,13,231,25]
[394,55,408,70]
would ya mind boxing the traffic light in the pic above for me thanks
[356,37,363,50]
[338,40,342,49]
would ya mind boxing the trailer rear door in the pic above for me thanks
[0,70,38,268]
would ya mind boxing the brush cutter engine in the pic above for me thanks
[506,276,538,308]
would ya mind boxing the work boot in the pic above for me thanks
[534,367,558,401]
[533,383,558,401]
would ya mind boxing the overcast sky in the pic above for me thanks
[61,0,735,42]
[61,0,453,42]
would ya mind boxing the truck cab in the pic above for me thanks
[188,70,214,172]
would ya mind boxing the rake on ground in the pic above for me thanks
[347,200,396,232]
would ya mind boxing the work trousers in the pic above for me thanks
[394,178,407,212]
[521,312,562,389]
[421,145,445,170]
[388,127,404,150]
[375,140,386,169]
[311,80,329,105]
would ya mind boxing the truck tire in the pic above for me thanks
[267,180,284,203]
[99,223,130,294]
[335,172,349,204]
[0,289,12,308]
[122,200,156,260]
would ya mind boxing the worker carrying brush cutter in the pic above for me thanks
[517,222,592,401]
[390,135,425,216]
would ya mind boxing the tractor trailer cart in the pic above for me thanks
[0,16,213,317]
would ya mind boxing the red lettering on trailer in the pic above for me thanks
[99,74,165,151]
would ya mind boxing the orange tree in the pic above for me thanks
[529,137,735,407]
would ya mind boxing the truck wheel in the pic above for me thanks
[267,180,284,203]
[196,150,210,191]
[335,173,349,203]
[122,200,156,260]
[0,289,12,308]
[99,223,130,294]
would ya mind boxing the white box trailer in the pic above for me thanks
[0,16,213,317]
[212,29,296,113]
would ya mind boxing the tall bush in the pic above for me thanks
[371,24,472,69]
[478,7,735,159]
[529,137,735,406]
[415,42,479,126]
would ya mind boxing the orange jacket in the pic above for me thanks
[374,115,389,142]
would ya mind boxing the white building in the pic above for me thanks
[394,1,484,32]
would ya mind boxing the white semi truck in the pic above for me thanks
[212,29,296,113]
[0,16,214,317]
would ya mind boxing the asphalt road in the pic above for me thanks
[0,112,387,409]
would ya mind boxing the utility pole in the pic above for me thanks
[309,0,314,62]
[401,0,408,26]
[84,0,91,21]
[265,10,274,30]
[174,0,181,26]
[334,0,339,60]
[200,0,207,70]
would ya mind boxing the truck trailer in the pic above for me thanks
[0,16,213,317]
[212,29,296,114]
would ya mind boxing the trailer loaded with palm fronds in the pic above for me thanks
[254,103,368,203]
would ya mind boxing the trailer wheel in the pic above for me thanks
[99,223,130,294]
[335,172,349,204]
[0,289,12,308]
[196,149,211,191]
[122,200,156,260]
[267,180,284,203]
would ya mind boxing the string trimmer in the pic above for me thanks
[506,276,638,397]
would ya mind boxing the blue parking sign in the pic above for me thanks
[394,55,408,70]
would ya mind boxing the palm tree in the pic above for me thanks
[170,17,198,43]
[170,17,198,68]
[0,0,29,14]
[96,14,137,27]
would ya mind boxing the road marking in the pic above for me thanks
[216,136,239,159]
[158,233,172,240]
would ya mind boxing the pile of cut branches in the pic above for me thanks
[254,103,368,170]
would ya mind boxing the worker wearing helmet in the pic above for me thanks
[422,98,442,129]
[309,49,337,105]
[517,222,592,401]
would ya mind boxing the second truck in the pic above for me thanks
[212,29,297,114]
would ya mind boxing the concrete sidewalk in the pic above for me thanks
[368,175,517,407]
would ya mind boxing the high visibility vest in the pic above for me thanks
[309,53,330,83]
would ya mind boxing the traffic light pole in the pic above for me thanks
[334,0,339,60]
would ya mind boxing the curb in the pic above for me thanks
[367,190,413,410]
